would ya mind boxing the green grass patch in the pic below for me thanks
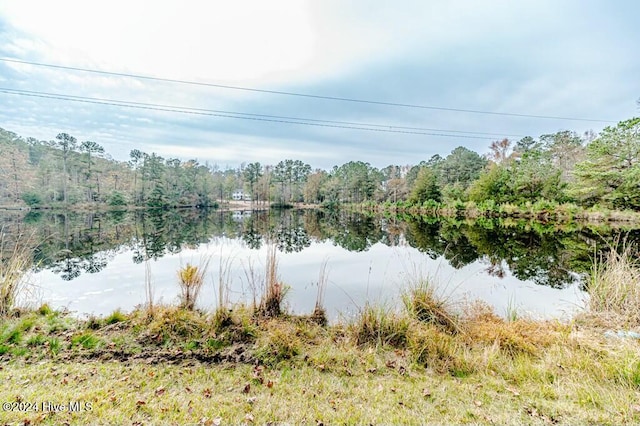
[26,334,46,347]
[104,309,127,325]
[70,332,101,350]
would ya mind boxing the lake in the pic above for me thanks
[4,208,637,321]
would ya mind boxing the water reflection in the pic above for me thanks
[3,208,640,317]
[6,208,639,289]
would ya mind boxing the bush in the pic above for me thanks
[21,191,42,207]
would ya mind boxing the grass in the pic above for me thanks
[177,256,211,310]
[0,228,35,316]
[1,309,640,425]
[311,257,329,326]
[2,241,640,423]
[258,245,288,318]
[583,241,640,327]
[402,278,460,334]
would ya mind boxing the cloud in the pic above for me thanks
[0,0,639,171]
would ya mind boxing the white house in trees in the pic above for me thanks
[232,190,251,201]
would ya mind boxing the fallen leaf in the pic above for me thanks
[136,400,146,406]
[155,387,166,396]
[386,360,396,369]
[247,397,257,404]
[390,388,397,393]
[398,366,406,376]
[185,386,193,393]
[266,380,274,389]
[213,417,222,426]
[242,383,251,394]
[245,413,254,423]
[422,389,432,398]
[506,387,520,396]
[203,388,213,398]
[317,364,325,372]
[474,400,483,407]
[633,404,640,412]
[201,417,214,426]
[366,368,377,373]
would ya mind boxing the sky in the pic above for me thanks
[0,0,638,170]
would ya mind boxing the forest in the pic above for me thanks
[0,116,639,212]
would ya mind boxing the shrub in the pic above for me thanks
[21,192,42,207]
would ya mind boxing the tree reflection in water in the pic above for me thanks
[6,208,640,289]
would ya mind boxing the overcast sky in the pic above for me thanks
[0,1,638,170]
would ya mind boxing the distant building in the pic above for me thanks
[231,190,251,201]
[232,210,252,221]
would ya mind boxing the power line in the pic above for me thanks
[0,87,526,138]
[0,87,498,140]
[0,57,616,123]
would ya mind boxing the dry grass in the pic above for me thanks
[177,257,211,310]
[402,278,461,334]
[258,245,287,318]
[2,298,640,424]
[0,228,35,316]
[584,241,640,327]
[350,304,410,348]
[311,257,329,326]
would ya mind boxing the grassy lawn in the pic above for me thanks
[2,240,640,425]
[1,303,640,425]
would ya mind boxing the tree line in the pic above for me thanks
[0,116,638,211]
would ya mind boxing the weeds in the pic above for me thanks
[258,245,287,318]
[177,256,211,310]
[144,257,154,315]
[70,332,100,349]
[311,258,329,326]
[350,304,409,348]
[104,309,127,325]
[402,279,460,334]
[586,241,640,325]
[0,229,35,316]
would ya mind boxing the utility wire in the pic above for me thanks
[0,57,616,123]
[0,87,498,140]
[0,87,525,138]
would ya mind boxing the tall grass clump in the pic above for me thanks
[177,257,211,310]
[258,245,287,318]
[350,304,409,348]
[0,229,34,316]
[311,258,329,326]
[213,251,235,328]
[402,279,460,334]
[587,242,640,326]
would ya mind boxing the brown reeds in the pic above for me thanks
[0,228,35,316]
[259,245,287,318]
[311,258,329,326]
[177,256,211,310]
[402,279,460,334]
[587,241,640,326]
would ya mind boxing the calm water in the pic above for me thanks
[5,208,637,321]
